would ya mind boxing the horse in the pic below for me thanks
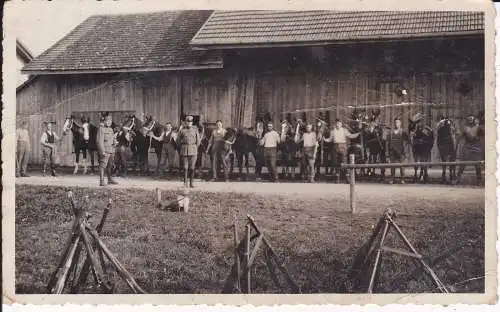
[409,117,435,183]
[350,109,389,180]
[436,117,457,184]
[229,127,260,180]
[122,114,149,175]
[62,115,98,175]
[279,120,300,179]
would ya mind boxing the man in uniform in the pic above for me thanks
[176,115,201,188]
[96,114,118,186]
[295,123,318,183]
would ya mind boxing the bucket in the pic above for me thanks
[177,195,190,212]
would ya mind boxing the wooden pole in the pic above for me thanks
[87,226,147,294]
[79,223,106,288]
[341,160,484,169]
[52,234,81,294]
[245,223,251,294]
[233,222,241,292]
[156,188,162,207]
[349,154,356,214]
[386,214,449,293]
[72,198,112,293]
[367,219,390,293]
[47,191,82,292]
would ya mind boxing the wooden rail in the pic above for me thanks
[343,155,485,214]
[341,160,484,169]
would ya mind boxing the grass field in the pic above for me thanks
[15,184,484,294]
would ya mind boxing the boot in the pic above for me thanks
[83,159,88,175]
[51,166,57,177]
[189,169,195,188]
[42,164,47,177]
[99,168,106,186]
[107,173,118,185]
[73,162,79,174]
[183,169,189,188]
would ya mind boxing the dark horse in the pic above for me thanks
[62,115,98,174]
[122,115,150,175]
[436,117,457,184]
[229,126,261,180]
[409,114,435,183]
[142,116,169,176]
[279,118,300,178]
[351,109,389,180]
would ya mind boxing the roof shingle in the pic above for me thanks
[23,10,223,74]
[190,11,484,48]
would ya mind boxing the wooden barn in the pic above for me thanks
[19,10,485,167]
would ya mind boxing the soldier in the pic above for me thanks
[96,114,118,186]
[455,114,484,185]
[386,117,409,184]
[176,115,201,188]
[295,123,318,183]
[40,121,61,177]
[16,120,31,177]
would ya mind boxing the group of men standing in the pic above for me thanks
[15,110,484,187]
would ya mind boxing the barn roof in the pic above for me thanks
[190,11,485,49]
[22,10,223,75]
[17,40,34,63]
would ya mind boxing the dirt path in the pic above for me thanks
[15,174,484,201]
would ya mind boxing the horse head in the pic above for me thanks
[143,115,157,133]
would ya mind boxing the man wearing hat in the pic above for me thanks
[40,121,61,176]
[96,114,118,186]
[176,115,201,188]
[16,120,31,177]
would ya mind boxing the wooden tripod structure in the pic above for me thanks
[46,191,146,294]
[222,215,300,294]
[351,208,449,293]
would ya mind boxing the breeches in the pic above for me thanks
[332,143,347,167]
[182,155,197,170]
[99,153,114,171]
[42,146,56,165]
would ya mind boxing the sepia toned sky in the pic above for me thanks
[15,1,190,57]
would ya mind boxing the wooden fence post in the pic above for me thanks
[349,154,356,214]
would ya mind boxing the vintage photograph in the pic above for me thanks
[4,0,496,306]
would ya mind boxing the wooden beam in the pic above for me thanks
[22,64,224,76]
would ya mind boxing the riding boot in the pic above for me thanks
[83,159,88,175]
[73,162,79,174]
[183,169,189,188]
[51,165,57,177]
[189,169,195,188]
[99,168,105,186]
[107,172,118,185]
